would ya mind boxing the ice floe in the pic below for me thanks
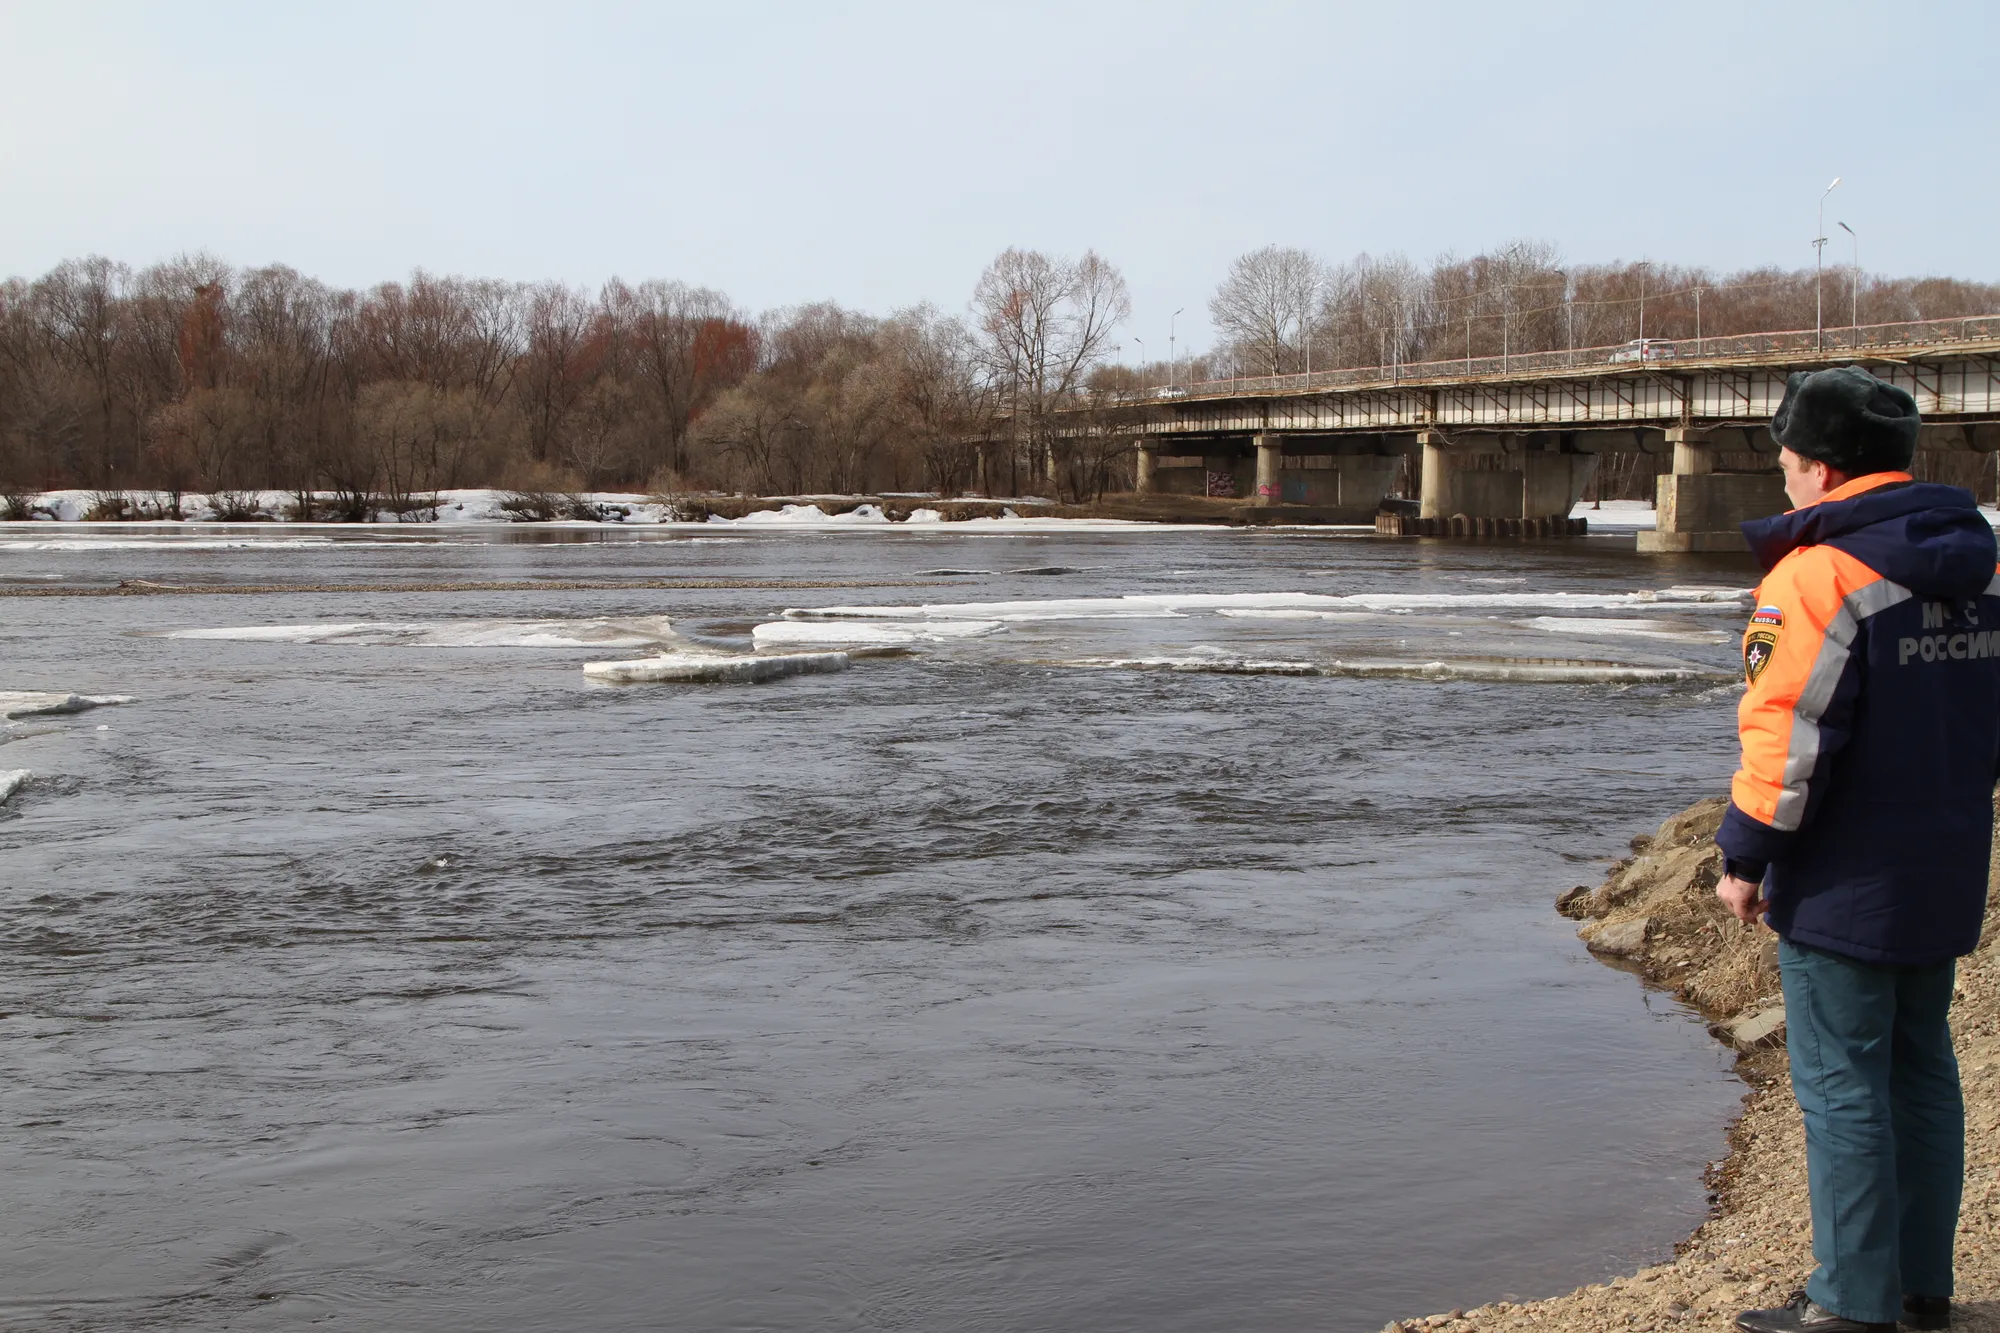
[1213,609,1379,622]
[0,692,133,720]
[1569,499,1660,529]
[0,769,29,805]
[750,619,1004,647]
[1066,656,1731,685]
[1519,616,1730,642]
[583,650,852,684]
[159,617,681,649]
[783,587,1752,623]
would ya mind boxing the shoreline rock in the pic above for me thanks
[1388,801,2000,1333]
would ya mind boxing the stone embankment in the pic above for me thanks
[1389,802,2000,1333]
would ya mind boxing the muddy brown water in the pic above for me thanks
[0,522,1756,1331]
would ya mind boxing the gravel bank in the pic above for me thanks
[1390,804,2000,1333]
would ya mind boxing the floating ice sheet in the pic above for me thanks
[1568,499,1661,529]
[0,692,134,720]
[159,617,681,649]
[0,769,28,804]
[1213,609,1378,622]
[1062,655,1731,685]
[583,651,851,684]
[784,587,1752,623]
[1520,616,1730,642]
[750,620,1004,646]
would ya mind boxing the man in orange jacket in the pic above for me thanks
[1717,367,1998,1333]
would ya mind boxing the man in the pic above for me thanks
[1715,366,1999,1333]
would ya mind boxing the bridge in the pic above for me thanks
[1080,315,2000,550]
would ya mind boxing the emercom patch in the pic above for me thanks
[1745,627,1780,684]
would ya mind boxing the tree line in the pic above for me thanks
[1195,240,2000,380]
[4,242,1996,510]
[0,247,1138,508]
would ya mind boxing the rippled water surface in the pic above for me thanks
[1,522,1760,1331]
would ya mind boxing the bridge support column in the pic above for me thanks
[1418,431,1451,519]
[1636,427,1786,553]
[1134,439,1157,494]
[1670,426,1716,476]
[1254,433,1282,505]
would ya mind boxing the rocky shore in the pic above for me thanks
[1390,802,2000,1333]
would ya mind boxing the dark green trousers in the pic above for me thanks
[1779,939,1963,1325]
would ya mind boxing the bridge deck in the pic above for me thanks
[1145,313,2000,406]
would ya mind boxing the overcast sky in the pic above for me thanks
[2,0,1993,354]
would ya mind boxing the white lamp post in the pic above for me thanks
[1816,177,1842,351]
[1554,269,1573,365]
[1838,221,1859,339]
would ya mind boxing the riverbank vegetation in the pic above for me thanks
[5,244,1996,510]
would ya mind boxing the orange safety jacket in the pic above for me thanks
[1716,472,2000,964]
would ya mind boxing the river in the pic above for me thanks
[0,518,1756,1332]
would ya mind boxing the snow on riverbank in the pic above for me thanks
[12,492,1999,536]
[4,489,1208,531]
[11,489,676,525]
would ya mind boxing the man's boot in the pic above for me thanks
[1735,1292,1896,1333]
[1901,1295,1950,1330]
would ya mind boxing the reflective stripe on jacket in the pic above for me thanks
[1716,472,2000,965]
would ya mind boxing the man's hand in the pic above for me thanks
[1716,872,1769,926]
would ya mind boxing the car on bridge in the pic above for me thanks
[1608,338,1677,364]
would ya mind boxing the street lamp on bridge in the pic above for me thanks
[1169,308,1184,391]
[1553,269,1574,366]
[1838,221,1860,335]
[1816,176,1842,351]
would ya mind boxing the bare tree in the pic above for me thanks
[517,283,600,463]
[35,257,130,479]
[611,280,755,481]
[882,305,986,496]
[1210,245,1327,375]
[693,382,799,495]
[971,248,1129,496]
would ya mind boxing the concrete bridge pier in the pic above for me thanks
[1254,433,1282,505]
[1415,431,1593,524]
[1672,429,1715,476]
[1636,427,1786,553]
[1134,438,1157,494]
[1522,439,1596,518]
[1418,431,1451,519]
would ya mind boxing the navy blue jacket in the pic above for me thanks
[1715,475,2000,965]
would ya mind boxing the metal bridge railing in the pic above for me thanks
[1103,314,2000,405]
